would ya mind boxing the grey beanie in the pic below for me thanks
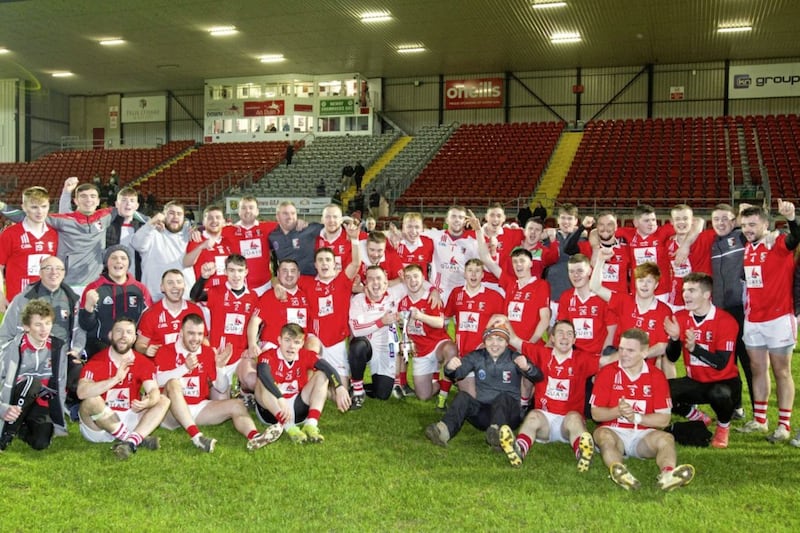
[103,244,132,266]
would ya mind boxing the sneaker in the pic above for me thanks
[610,463,641,491]
[391,385,405,400]
[111,440,135,460]
[240,392,256,410]
[499,425,522,467]
[732,407,746,420]
[350,393,365,411]
[766,425,791,444]
[302,424,325,443]
[576,432,594,473]
[435,395,447,412]
[710,426,729,449]
[193,435,217,453]
[736,419,769,433]
[657,464,695,492]
[286,426,307,444]
[139,436,161,450]
[402,384,416,398]
[425,422,450,447]
[485,424,501,448]
[789,431,800,448]
[247,423,284,451]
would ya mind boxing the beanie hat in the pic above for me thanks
[483,324,510,342]
[103,244,132,266]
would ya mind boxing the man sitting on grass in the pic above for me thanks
[425,323,543,449]
[155,314,282,453]
[254,323,350,443]
[591,328,695,491]
[77,317,169,460]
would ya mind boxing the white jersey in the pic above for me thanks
[349,284,406,377]
[426,228,479,303]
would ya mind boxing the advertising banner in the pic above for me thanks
[243,100,285,116]
[444,78,503,109]
[319,98,355,116]
[729,63,800,99]
[121,95,167,123]
[226,196,331,216]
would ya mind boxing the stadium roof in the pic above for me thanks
[0,0,798,96]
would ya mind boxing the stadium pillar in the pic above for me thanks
[504,71,511,123]
[646,64,654,118]
[575,67,582,124]
[438,74,444,125]
[723,59,730,116]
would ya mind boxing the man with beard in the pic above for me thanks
[183,205,233,286]
[131,201,195,301]
[77,317,169,460]
[222,196,277,296]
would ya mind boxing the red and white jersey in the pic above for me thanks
[527,241,559,281]
[357,242,404,284]
[315,228,364,274]
[617,225,674,295]
[744,234,796,322]
[258,347,319,398]
[349,284,405,354]
[137,299,204,348]
[223,221,277,289]
[392,236,435,279]
[426,228,479,302]
[204,279,259,362]
[398,288,450,356]
[299,272,353,346]
[608,293,671,347]
[594,240,631,295]
[256,285,310,345]
[672,306,739,382]
[154,342,217,405]
[557,289,613,356]
[521,342,599,415]
[591,361,672,430]
[0,221,58,301]
[445,285,504,355]
[80,349,155,412]
[482,226,524,284]
[500,271,550,342]
[665,232,714,307]
[185,232,234,284]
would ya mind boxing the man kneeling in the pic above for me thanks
[155,314,282,453]
[77,317,170,460]
[254,323,350,443]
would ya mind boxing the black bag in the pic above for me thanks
[666,421,712,447]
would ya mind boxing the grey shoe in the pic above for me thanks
[193,435,217,453]
[425,422,450,447]
[111,441,135,460]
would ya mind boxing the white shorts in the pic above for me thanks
[370,348,398,379]
[161,400,212,430]
[411,339,450,376]
[606,426,657,459]
[744,314,797,353]
[79,408,144,443]
[321,340,349,378]
[533,411,569,444]
[219,361,240,388]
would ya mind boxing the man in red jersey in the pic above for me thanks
[480,203,524,290]
[0,186,58,310]
[588,211,631,295]
[183,205,233,286]
[136,269,203,357]
[222,196,277,296]
[390,212,434,278]
[663,273,740,448]
[495,318,616,470]
[664,204,712,312]
[356,232,404,287]
[248,258,311,351]
[519,217,559,281]
[736,200,800,443]
[591,328,695,492]
[254,323,350,443]
[77,317,169,460]
[314,204,361,275]
[155,314,281,453]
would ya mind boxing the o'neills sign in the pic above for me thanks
[444,78,503,110]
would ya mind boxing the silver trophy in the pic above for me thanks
[399,310,414,363]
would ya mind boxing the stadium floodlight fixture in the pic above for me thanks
[52,72,74,77]
[99,38,125,46]
[532,2,567,9]
[361,11,392,22]
[0,48,10,54]
[397,45,426,54]
[717,25,752,33]
[209,26,238,36]
[551,32,581,43]
[259,54,285,63]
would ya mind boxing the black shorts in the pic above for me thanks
[255,394,309,425]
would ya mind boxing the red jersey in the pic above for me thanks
[500,271,551,342]
[744,234,796,322]
[204,279,259,362]
[315,228,364,274]
[258,347,319,398]
[299,272,353,346]
[80,349,155,412]
[0,221,58,301]
[591,361,672,430]
[391,236,435,279]
[398,288,451,356]
[527,240,559,280]
[665,231,714,307]
[557,289,613,356]
[617,224,674,295]
[521,341,599,415]
[137,299,204,348]
[483,226,524,285]
[357,245,405,284]
[223,221,277,289]
[154,342,217,405]
[595,240,631,295]
[185,232,234,284]
[256,286,310,344]
[608,292,672,347]
[445,285,504,355]
[672,306,739,382]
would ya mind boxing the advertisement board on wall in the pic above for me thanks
[319,98,355,116]
[243,100,285,116]
[121,95,167,123]
[444,78,503,109]
[226,196,331,216]
[729,63,800,99]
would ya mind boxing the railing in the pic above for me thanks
[59,136,167,150]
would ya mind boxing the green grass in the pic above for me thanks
[2,362,800,532]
